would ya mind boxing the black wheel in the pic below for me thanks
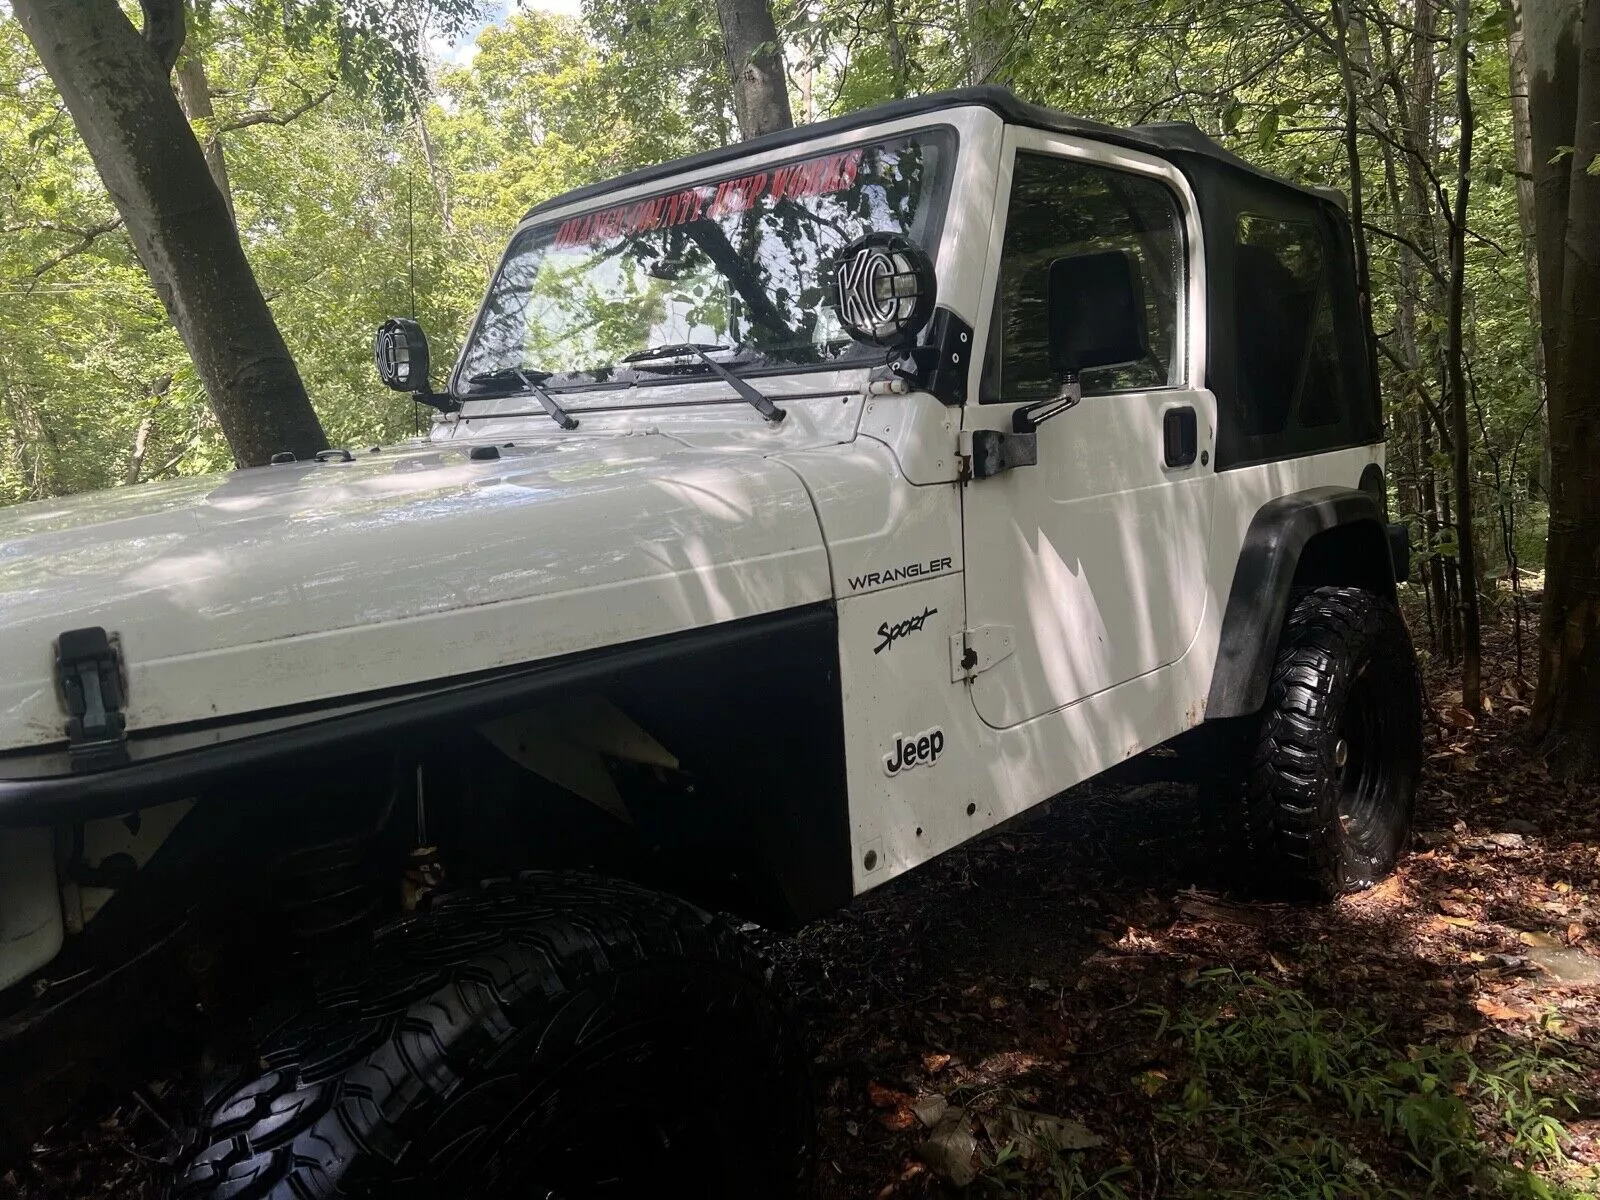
[1240,585,1422,898]
[167,872,813,1200]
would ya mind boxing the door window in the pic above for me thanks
[1233,214,1346,434]
[981,153,1184,401]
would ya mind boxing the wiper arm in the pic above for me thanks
[622,343,786,424]
[466,368,579,430]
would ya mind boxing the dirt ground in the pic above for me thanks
[8,599,1600,1198]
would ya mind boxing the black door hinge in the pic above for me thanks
[55,627,129,771]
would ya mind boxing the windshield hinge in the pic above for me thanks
[949,624,1016,681]
[873,307,973,406]
[55,627,129,771]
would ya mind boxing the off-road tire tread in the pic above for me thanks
[1242,585,1421,898]
[166,871,807,1200]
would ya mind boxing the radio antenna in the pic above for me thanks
[408,173,418,436]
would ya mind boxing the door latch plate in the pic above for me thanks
[950,624,1016,681]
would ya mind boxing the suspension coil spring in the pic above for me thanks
[271,779,398,942]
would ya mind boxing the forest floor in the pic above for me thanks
[9,597,1600,1198]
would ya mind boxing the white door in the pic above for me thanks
[961,129,1216,730]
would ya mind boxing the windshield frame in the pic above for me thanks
[447,120,962,401]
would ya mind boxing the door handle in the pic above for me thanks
[1163,406,1197,468]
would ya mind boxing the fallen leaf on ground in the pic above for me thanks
[913,1094,949,1128]
[918,1107,977,1187]
[1475,995,1535,1021]
[1177,895,1269,927]
[979,1107,1104,1158]
[878,1108,918,1131]
[868,1081,913,1109]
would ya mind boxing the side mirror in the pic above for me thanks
[1012,250,1149,435]
[1046,250,1148,380]
[830,232,936,348]
[374,317,431,392]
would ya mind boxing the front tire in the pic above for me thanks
[168,872,813,1199]
[1241,586,1422,898]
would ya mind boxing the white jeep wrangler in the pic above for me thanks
[0,86,1420,1195]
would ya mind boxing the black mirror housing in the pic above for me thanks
[374,317,432,392]
[1046,250,1148,377]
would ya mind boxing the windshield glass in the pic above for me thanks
[456,128,955,390]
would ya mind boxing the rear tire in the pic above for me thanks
[1237,586,1422,898]
[167,872,813,1199]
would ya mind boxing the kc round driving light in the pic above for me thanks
[373,317,431,392]
[830,232,936,348]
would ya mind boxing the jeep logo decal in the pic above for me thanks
[883,726,945,776]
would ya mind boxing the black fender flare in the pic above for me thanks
[1205,486,1396,721]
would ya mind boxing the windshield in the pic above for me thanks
[456,128,955,391]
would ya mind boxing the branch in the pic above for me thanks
[1274,0,1344,61]
[1361,221,1447,287]
[1375,333,1452,447]
[1465,226,1511,257]
[213,86,336,134]
[23,218,125,278]
[140,0,185,73]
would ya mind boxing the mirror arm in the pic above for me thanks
[1012,374,1082,433]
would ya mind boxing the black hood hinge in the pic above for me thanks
[55,627,129,771]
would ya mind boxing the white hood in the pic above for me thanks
[0,434,832,754]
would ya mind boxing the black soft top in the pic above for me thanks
[522,85,1345,221]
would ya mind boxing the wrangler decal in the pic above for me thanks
[848,556,953,592]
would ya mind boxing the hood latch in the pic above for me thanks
[55,627,129,771]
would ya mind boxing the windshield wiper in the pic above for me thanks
[622,343,785,424]
[465,367,579,430]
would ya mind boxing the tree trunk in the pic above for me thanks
[714,0,793,140]
[1447,0,1483,713]
[13,0,327,466]
[1524,0,1583,374]
[1509,0,1551,485]
[1530,0,1600,778]
[965,0,1007,85]
[885,0,909,98]
[173,43,234,226]
[1331,2,1379,381]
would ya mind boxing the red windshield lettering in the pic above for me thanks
[552,146,869,250]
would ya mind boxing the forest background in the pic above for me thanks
[9,4,1600,1196]
[0,0,1594,758]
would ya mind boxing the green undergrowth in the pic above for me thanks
[962,967,1590,1198]
[1145,968,1589,1199]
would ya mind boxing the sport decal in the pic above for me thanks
[883,726,946,776]
[551,148,865,251]
[848,556,953,592]
[874,606,937,654]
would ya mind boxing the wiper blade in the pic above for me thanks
[466,367,578,430]
[621,343,785,424]
[622,342,733,363]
